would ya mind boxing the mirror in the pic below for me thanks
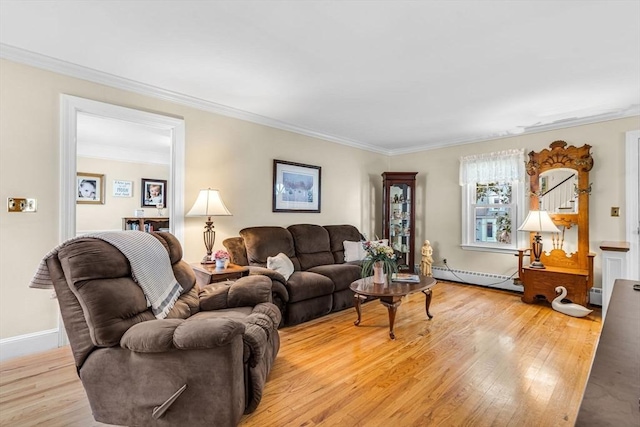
[539,168,578,213]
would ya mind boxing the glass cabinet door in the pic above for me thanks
[382,172,417,272]
[388,183,412,268]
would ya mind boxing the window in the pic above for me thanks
[460,149,525,253]
[474,182,513,244]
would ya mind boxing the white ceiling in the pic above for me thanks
[77,114,171,165]
[1,1,639,154]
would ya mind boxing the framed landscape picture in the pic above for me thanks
[76,172,105,204]
[273,159,321,213]
[141,178,167,208]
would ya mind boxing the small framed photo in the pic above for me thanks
[77,172,105,204]
[141,178,167,208]
[273,159,321,213]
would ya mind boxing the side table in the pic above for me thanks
[191,263,250,289]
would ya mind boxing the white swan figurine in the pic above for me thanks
[552,286,593,318]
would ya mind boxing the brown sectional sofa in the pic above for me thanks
[224,224,364,326]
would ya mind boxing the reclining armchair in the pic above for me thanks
[43,232,280,427]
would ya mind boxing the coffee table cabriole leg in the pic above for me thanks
[422,289,433,319]
[353,294,366,326]
[380,298,402,340]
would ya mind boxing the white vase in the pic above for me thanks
[373,261,386,284]
[215,259,226,269]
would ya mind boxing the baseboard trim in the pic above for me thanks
[432,266,523,293]
[432,266,604,306]
[0,329,59,362]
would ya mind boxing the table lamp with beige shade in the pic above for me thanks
[187,189,232,264]
[518,210,560,269]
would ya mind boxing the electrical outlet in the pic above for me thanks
[443,258,447,265]
[611,207,620,217]
[7,198,37,213]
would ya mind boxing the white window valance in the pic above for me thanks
[459,149,525,186]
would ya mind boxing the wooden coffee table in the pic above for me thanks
[350,275,437,339]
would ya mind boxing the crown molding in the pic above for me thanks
[2,43,637,157]
[390,106,640,156]
[0,43,389,155]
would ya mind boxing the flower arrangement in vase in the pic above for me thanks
[214,250,230,269]
[361,241,398,284]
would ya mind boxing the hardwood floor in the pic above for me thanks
[0,281,601,426]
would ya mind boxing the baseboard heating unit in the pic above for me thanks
[589,287,602,306]
[432,266,604,305]
[432,266,523,293]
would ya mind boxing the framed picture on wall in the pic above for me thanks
[77,172,105,204]
[112,180,133,197]
[273,159,321,213]
[141,178,167,208]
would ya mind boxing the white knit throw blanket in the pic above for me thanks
[30,231,183,319]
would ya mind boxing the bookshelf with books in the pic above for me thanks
[122,217,170,233]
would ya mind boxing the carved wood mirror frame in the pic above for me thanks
[525,140,594,271]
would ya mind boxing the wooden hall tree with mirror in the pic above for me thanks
[516,141,595,306]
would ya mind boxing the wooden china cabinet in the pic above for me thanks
[382,172,418,272]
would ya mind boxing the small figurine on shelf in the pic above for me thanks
[393,194,399,203]
[420,240,434,277]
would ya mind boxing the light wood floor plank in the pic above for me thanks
[0,282,601,426]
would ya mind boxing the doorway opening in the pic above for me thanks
[60,95,185,242]
[60,95,185,345]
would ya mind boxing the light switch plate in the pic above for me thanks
[611,207,620,217]
[7,198,37,212]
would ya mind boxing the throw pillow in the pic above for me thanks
[267,252,294,281]
[343,239,389,262]
[343,240,367,262]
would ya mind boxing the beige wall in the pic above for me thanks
[179,107,390,264]
[0,59,388,339]
[1,58,638,341]
[390,116,640,285]
[76,157,170,233]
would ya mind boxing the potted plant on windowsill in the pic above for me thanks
[361,241,398,284]
[214,250,230,270]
